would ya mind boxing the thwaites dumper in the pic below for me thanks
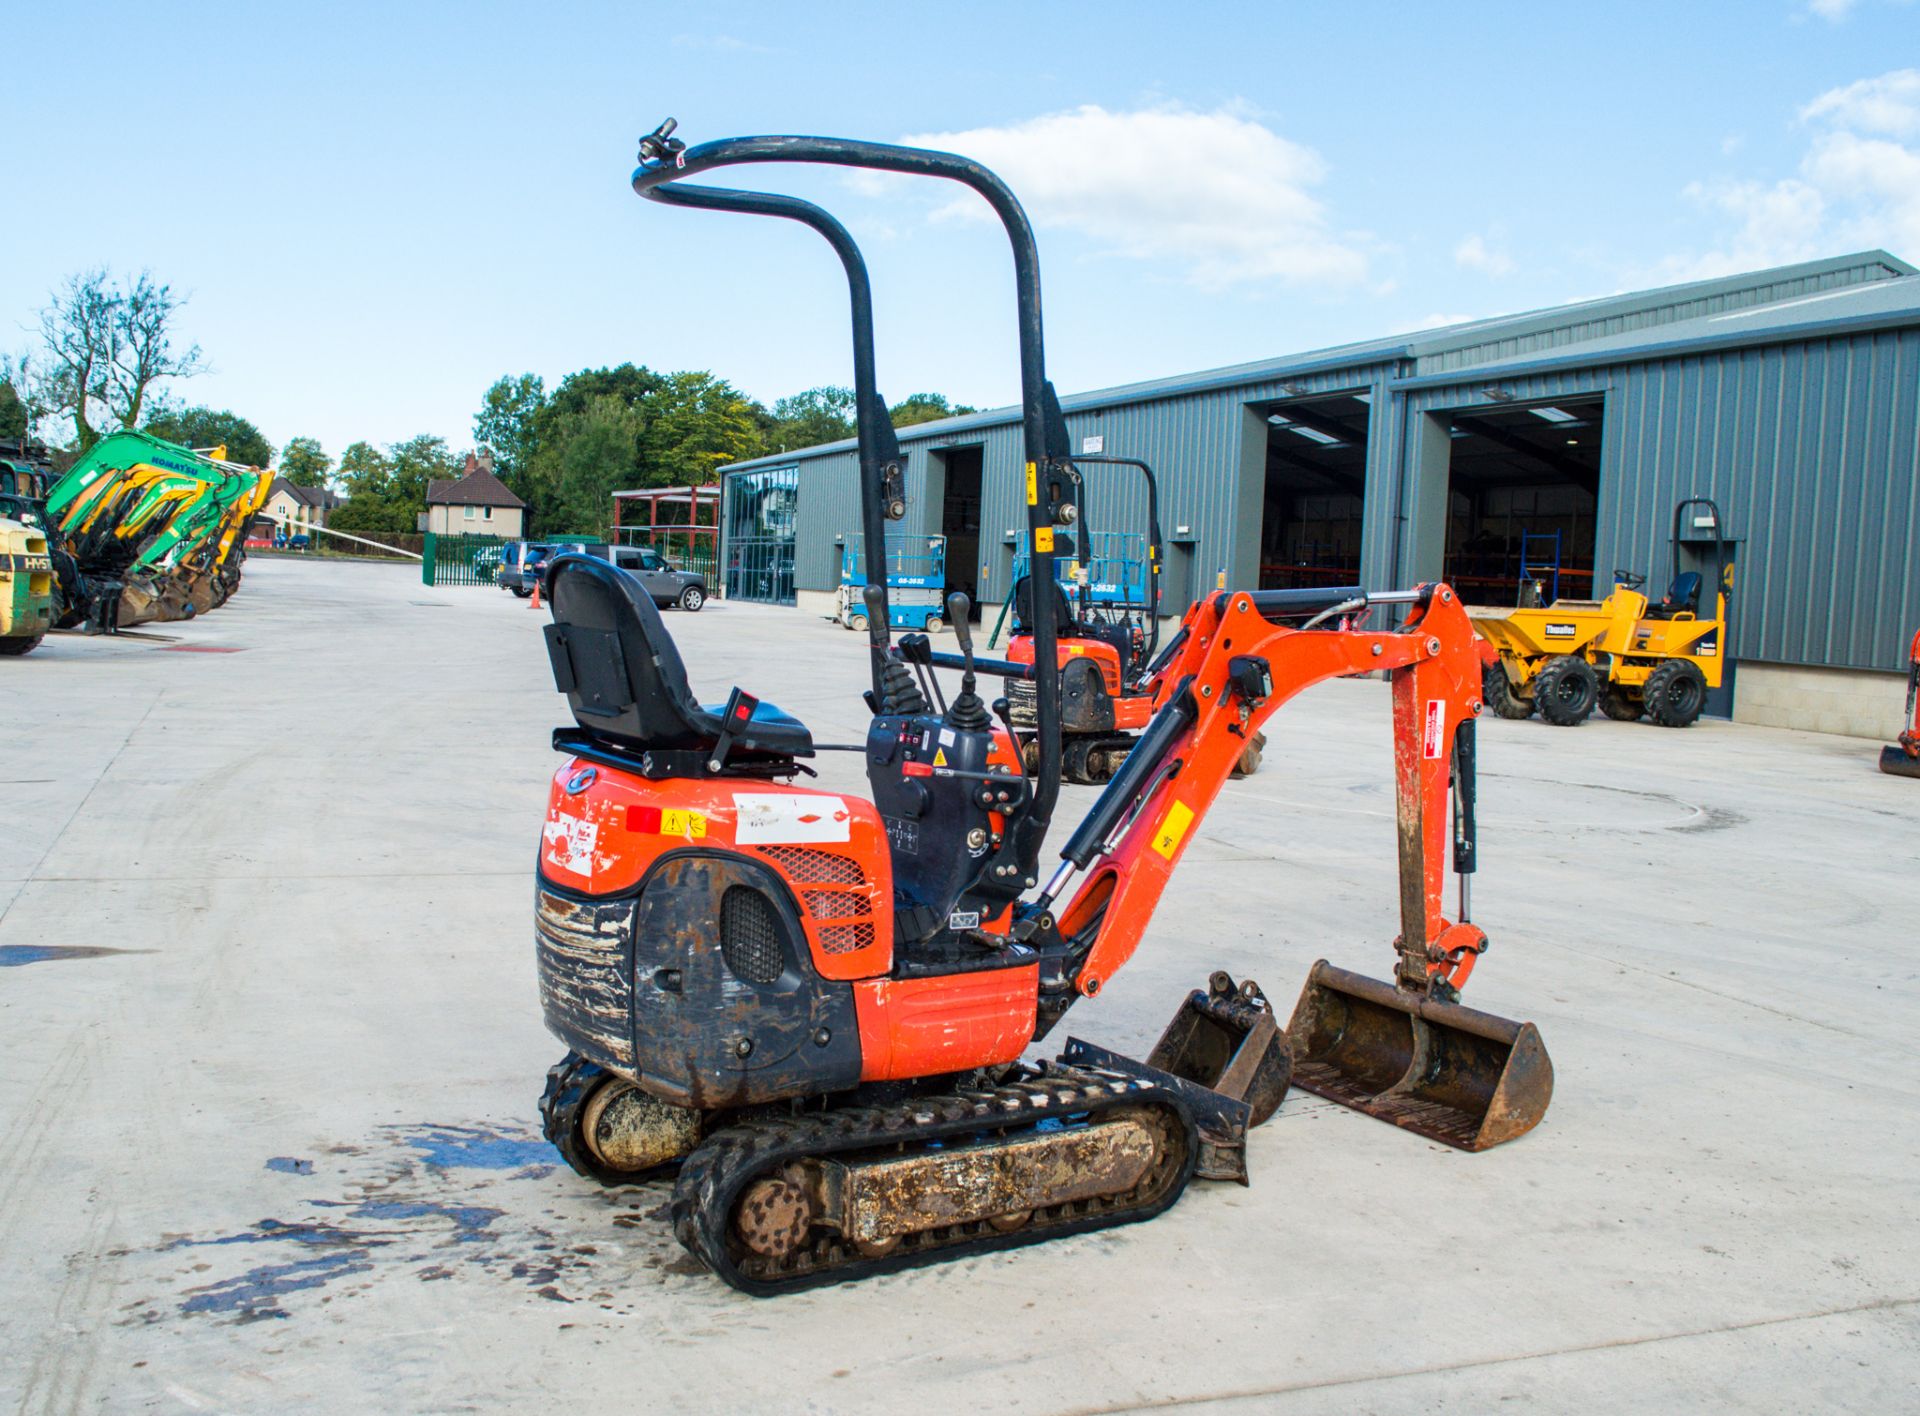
[0,516,54,656]
[1473,499,1733,728]
[531,122,1554,1296]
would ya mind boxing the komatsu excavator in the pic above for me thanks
[532,123,1554,1295]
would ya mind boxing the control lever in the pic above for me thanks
[944,593,991,733]
[948,593,978,697]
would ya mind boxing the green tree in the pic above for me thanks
[767,385,855,450]
[642,370,765,486]
[474,373,545,484]
[547,395,647,534]
[327,437,457,535]
[279,436,332,487]
[0,379,26,441]
[890,392,975,428]
[143,405,273,467]
[30,268,205,449]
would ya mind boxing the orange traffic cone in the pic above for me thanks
[530,577,542,610]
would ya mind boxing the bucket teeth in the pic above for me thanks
[1285,959,1554,1151]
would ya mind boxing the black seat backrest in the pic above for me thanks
[543,552,710,750]
[1662,571,1702,615]
[1012,574,1076,637]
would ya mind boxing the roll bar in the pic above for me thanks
[1066,454,1163,662]
[637,177,904,695]
[1670,497,1732,612]
[632,119,1079,869]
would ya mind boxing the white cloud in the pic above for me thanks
[890,104,1368,291]
[1805,0,1859,20]
[1800,68,1920,136]
[1453,233,1515,276]
[1666,67,1920,277]
[1416,312,1480,330]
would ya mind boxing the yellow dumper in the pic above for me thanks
[1,515,55,656]
[1473,499,1731,728]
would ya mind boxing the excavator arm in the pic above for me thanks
[1057,583,1485,997]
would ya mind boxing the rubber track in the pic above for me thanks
[670,1063,1200,1295]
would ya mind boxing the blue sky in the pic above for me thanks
[5,0,1917,463]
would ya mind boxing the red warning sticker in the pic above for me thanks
[1423,700,1445,758]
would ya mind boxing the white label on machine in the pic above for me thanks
[1544,622,1577,637]
[1082,434,1104,454]
[734,793,852,844]
[1423,700,1446,759]
[542,812,599,877]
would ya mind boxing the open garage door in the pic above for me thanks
[1444,398,1601,605]
[1258,393,1369,590]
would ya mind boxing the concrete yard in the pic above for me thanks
[3,557,1916,1414]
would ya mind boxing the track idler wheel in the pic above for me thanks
[540,1052,702,1185]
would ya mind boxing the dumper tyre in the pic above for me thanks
[1483,662,1533,720]
[1599,685,1643,721]
[0,635,41,656]
[1535,656,1598,726]
[1643,659,1707,728]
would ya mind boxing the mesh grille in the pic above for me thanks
[755,846,865,885]
[805,890,871,920]
[720,886,785,984]
[816,922,876,955]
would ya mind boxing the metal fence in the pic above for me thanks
[422,532,509,587]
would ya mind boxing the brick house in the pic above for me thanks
[425,452,526,537]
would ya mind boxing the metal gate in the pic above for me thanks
[725,465,798,604]
[422,532,510,587]
[616,526,718,587]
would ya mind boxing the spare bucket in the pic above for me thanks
[1147,972,1292,1128]
[1285,960,1552,1151]
[1880,744,1920,778]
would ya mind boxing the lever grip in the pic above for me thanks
[862,583,890,649]
[947,592,973,653]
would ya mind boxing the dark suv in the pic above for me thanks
[499,541,584,597]
[587,544,707,611]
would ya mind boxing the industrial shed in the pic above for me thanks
[716,250,1920,737]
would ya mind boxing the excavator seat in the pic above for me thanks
[1644,571,1702,620]
[542,552,812,770]
[1011,574,1075,636]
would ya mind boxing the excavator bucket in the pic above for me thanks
[1147,972,1293,1129]
[1285,960,1553,1151]
[1881,745,1920,778]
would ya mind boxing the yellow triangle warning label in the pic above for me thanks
[933,748,948,766]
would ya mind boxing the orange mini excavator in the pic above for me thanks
[532,123,1554,1295]
[1881,628,1920,778]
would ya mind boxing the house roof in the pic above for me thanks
[268,477,341,510]
[426,467,525,508]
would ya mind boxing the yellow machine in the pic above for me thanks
[1472,499,1731,728]
[0,515,55,656]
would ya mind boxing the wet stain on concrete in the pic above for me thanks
[389,1122,555,1174]
[0,944,152,967]
[118,1123,683,1327]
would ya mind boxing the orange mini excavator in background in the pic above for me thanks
[531,123,1554,1295]
[1000,454,1265,784]
[1881,628,1920,778]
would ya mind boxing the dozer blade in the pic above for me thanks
[1879,745,1920,779]
[1285,960,1552,1152]
[1146,972,1293,1128]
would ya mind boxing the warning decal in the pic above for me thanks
[1025,462,1039,505]
[1423,700,1446,759]
[542,812,599,876]
[1150,800,1195,860]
